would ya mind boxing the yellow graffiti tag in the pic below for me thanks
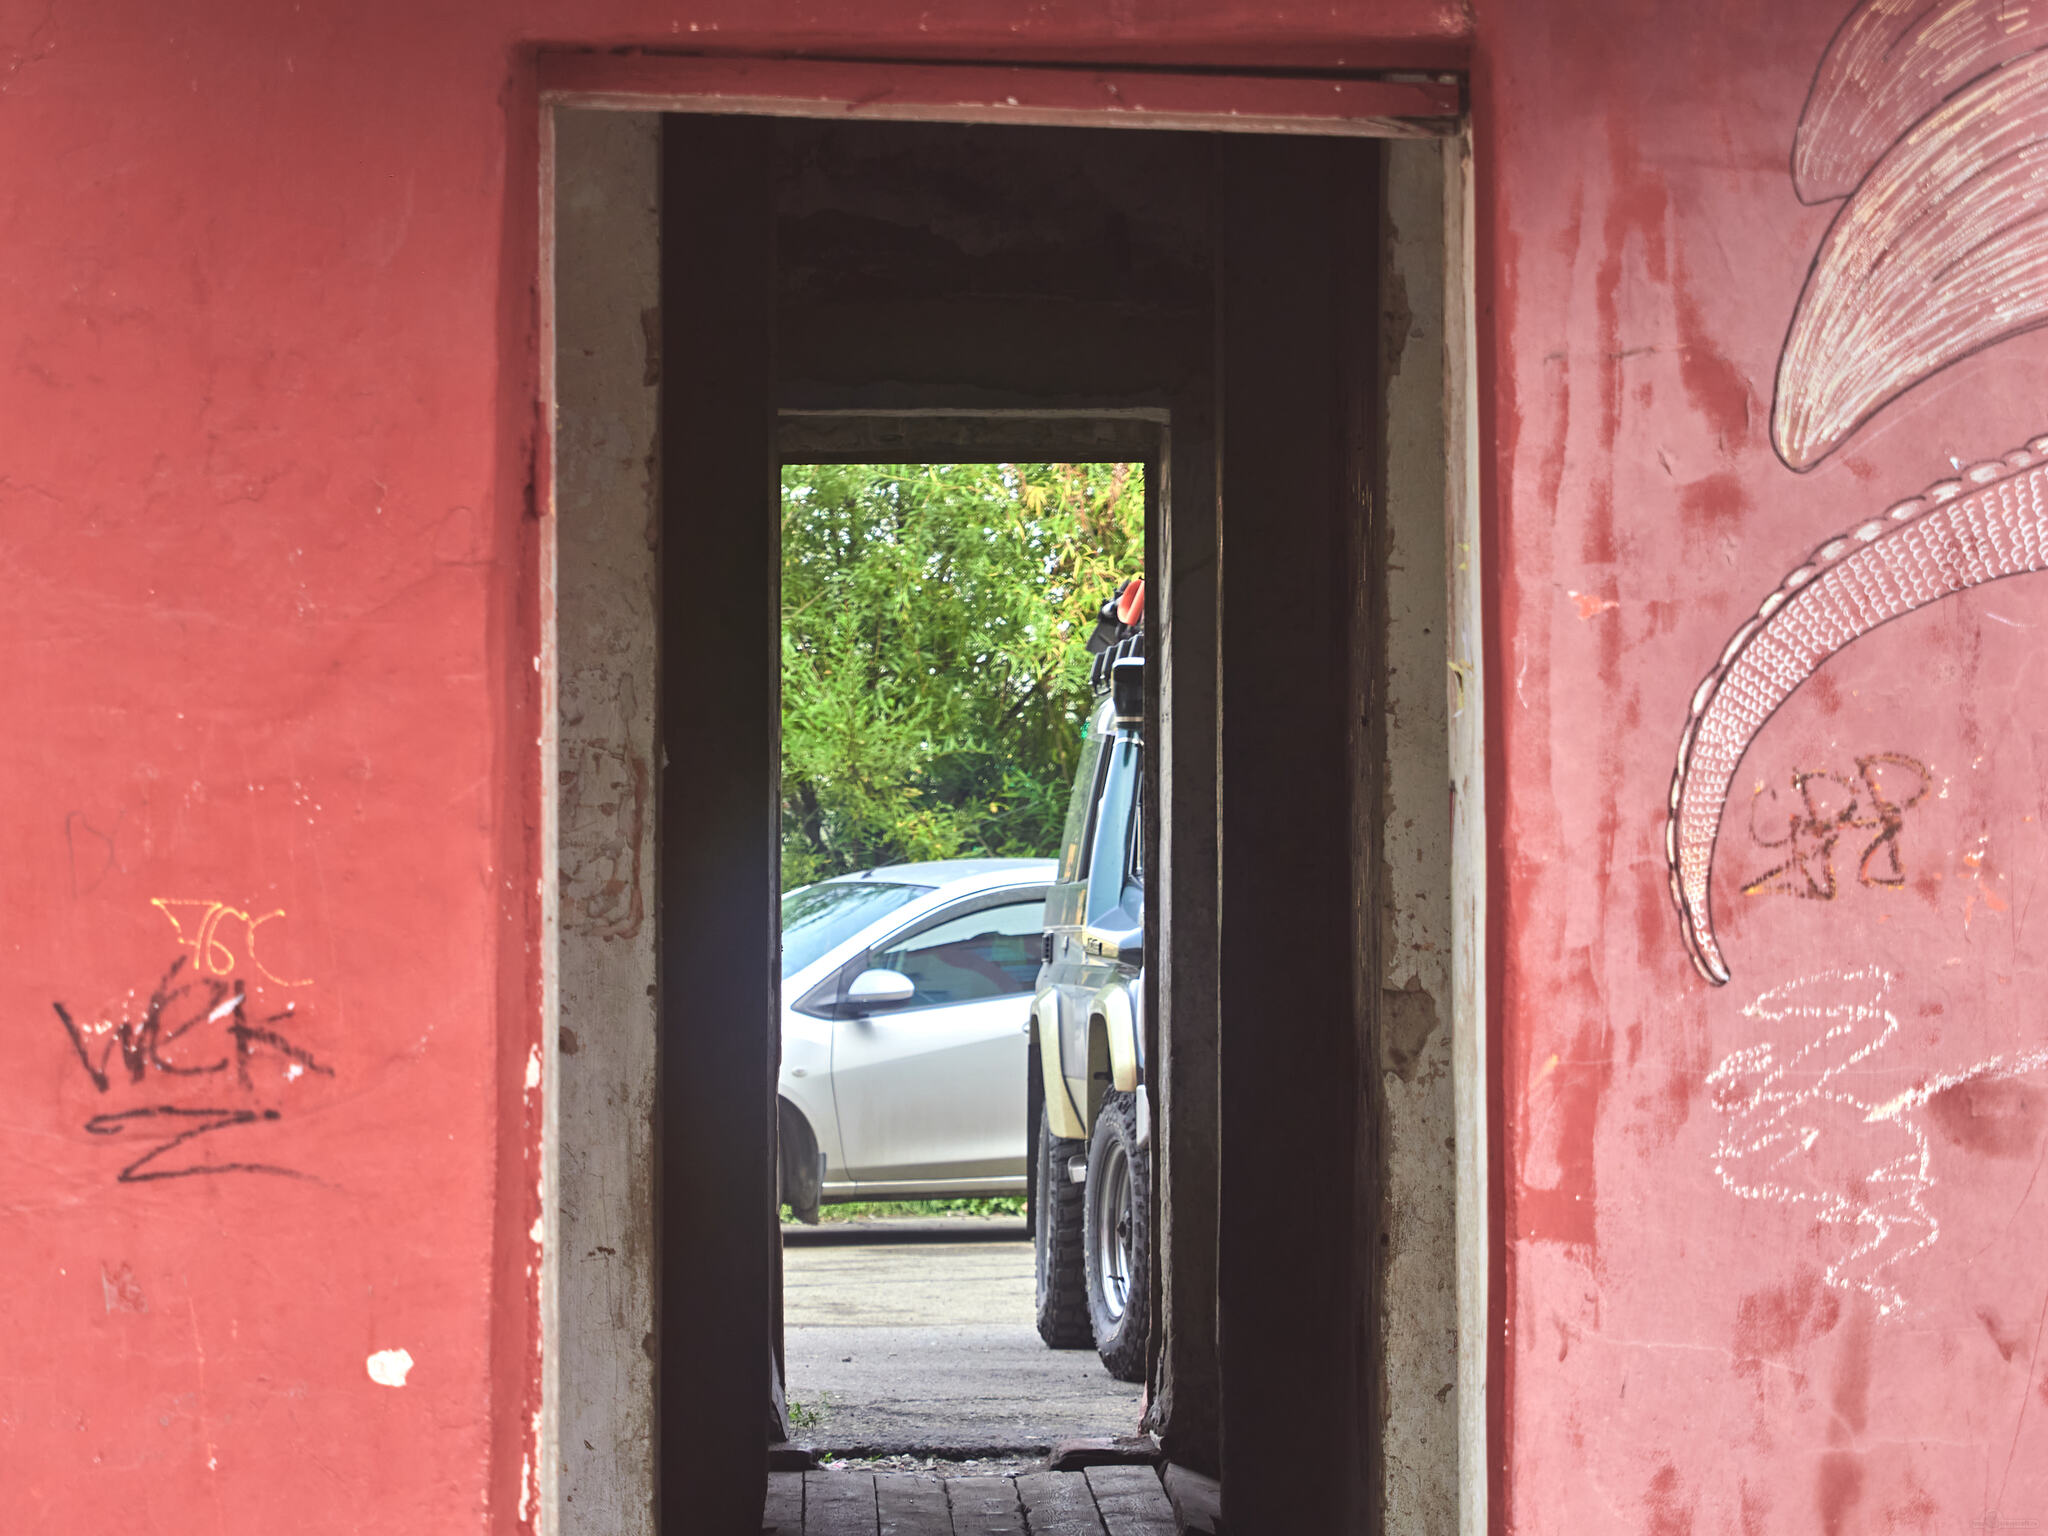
[149,899,313,988]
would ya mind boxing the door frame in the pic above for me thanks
[536,58,1488,1536]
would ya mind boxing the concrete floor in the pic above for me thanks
[781,1217,1145,1453]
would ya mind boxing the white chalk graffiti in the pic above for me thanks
[1708,967,2048,1318]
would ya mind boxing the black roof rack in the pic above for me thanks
[1089,626,1144,696]
[1085,579,1145,696]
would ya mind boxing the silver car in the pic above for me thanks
[776,858,1057,1222]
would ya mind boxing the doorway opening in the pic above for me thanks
[546,90,1476,1536]
[774,457,1148,1461]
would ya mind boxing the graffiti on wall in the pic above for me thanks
[1651,0,2048,1321]
[1740,752,1930,900]
[1710,968,2048,1316]
[1707,969,1933,1317]
[52,900,331,1182]
[148,896,316,988]
[1667,0,2048,985]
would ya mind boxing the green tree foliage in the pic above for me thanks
[780,461,1143,887]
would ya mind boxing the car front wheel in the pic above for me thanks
[1084,1089,1150,1382]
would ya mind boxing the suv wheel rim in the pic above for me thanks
[1094,1138,1133,1324]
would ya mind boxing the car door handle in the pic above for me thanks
[1081,924,1144,967]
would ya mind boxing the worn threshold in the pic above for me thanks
[762,1463,1177,1535]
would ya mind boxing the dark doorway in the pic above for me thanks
[655,113,1383,1534]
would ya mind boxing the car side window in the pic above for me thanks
[1058,702,1115,884]
[867,899,1045,1010]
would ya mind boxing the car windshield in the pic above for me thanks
[780,880,932,978]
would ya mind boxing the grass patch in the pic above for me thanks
[781,1196,1026,1223]
[786,1392,831,1431]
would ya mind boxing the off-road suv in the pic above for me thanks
[1030,580,1149,1382]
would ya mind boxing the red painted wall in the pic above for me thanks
[0,2,1461,1531]
[1479,1,2048,1529]
[13,0,2048,1530]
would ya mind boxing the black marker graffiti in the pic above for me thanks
[54,954,333,1183]
[84,1106,302,1184]
[1741,753,1931,901]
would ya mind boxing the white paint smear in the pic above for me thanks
[366,1348,414,1388]
[1708,966,2048,1319]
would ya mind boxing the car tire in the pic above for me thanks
[1084,1089,1150,1383]
[777,1099,821,1226]
[1034,1101,1092,1349]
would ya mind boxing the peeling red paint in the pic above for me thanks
[1671,278,1753,451]
[1928,1078,2046,1160]
[1678,471,1748,531]
[1977,1306,2026,1364]
[1817,1452,1865,1536]
[1736,1269,1842,1368]
[1518,1017,1613,1250]
[1832,1300,1872,1437]
[1807,668,1842,716]
[1645,1463,1696,1536]
[1738,1480,1770,1536]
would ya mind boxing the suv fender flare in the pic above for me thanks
[1033,988,1090,1141]
[1093,982,1141,1094]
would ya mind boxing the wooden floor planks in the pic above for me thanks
[1084,1466,1177,1536]
[876,1474,955,1536]
[1014,1470,1107,1535]
[804,1471,880,1536]
[944,1475,1026,1535]
[763,1466,1174,1535]
[765,1471,806,1535]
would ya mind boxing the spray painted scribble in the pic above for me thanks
[1740,753,1930,900]
[1709,968,2048,1317]
[83,1103,297,1183]
[55,903,332,1182]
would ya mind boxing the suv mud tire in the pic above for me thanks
[1034,1101,1092,1348]
[1084,1090,1151,1383]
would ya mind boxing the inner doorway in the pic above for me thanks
[772,456,1149,1462]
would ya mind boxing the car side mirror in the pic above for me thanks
[845,968,916,1013]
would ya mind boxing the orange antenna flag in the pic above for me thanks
[1116,577,1146,627]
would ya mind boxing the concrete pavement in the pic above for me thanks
[781,1217,1145,1453]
